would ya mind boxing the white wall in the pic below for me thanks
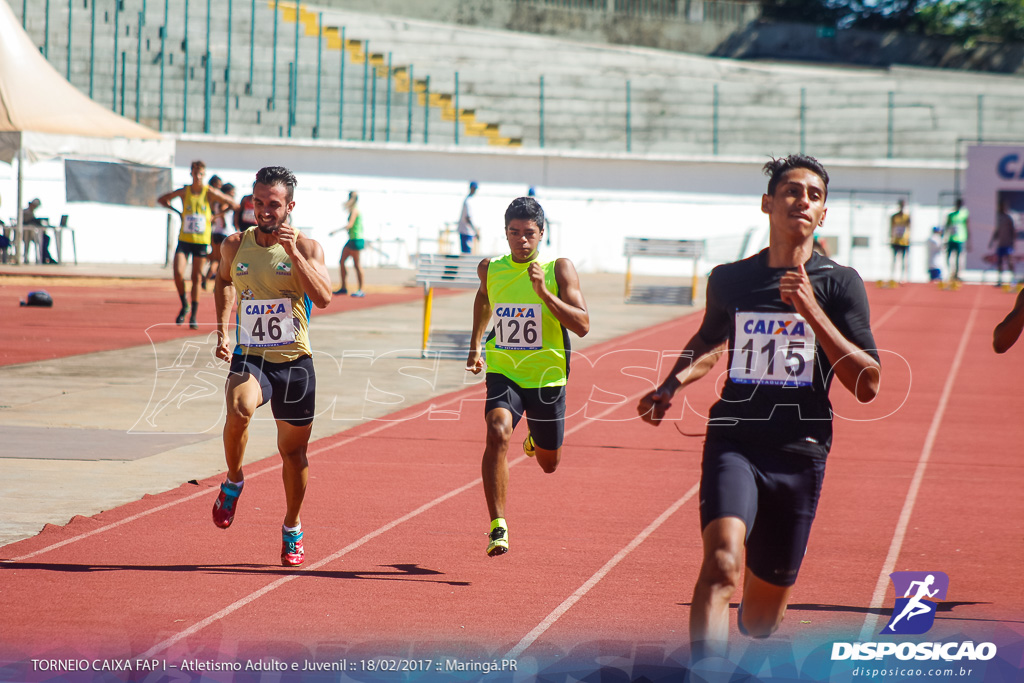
[965,145,1024,274]
[0,135,961,282]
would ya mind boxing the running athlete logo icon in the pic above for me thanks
[883,571,949,634]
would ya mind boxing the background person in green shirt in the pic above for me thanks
[466,196,590,557]
[330,190,366,297]
[943,198,970,283]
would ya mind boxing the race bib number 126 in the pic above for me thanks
[493,303,542,350]
[239,298,295,347]
[729,311,816,387]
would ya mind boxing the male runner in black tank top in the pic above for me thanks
[637,155,881,660]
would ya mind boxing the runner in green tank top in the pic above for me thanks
[329,190,366,297]
[943,198,970,284]
[212,166,333,567]
[467,196,590,557]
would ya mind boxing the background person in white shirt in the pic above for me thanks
[458,181,479,253]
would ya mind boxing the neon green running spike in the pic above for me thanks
[487,518,508,557]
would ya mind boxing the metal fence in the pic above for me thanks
[506,0,760,22]
[12,0,1024,161]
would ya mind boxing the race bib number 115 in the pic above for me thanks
[493,303,542,350]
[729,311,816,387]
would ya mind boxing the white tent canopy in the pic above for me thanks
[0,0,174,261]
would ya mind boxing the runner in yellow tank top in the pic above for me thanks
[467,196,590,557]
[889,199,911,284]
[157,160,238,329]
[212,166,333,567]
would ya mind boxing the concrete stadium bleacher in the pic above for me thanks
[13,0,1024,160]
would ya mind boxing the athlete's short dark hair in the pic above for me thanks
[254,166,298,201]
[763,154,829,198]
[504,196,545,231]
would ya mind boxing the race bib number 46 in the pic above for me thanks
[729,311,816,387]
[493,303,542,350]
[239,298,295,347]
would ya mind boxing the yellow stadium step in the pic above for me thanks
[393,67,411,91]
[299,7,319,35]
[270,1,513,147]
[345,39,367,64]
[463,121,490,136]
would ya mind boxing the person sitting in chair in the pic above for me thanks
[23,198,57,264]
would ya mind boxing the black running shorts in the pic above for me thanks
[229,354,316,427]
[699,439,827,587]
[175,241,211,258]
[484,373,565,451]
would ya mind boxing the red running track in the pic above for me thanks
[1,283,1022,681]
[0,280,435,367]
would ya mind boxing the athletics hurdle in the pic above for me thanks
[623,237,704,305]
[415,253,484,358]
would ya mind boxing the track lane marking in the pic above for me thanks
[505,483,699,660]
[858,288,980,640]
[137,386,660,658]
[3,390,475,563]
[4,310,699,563]
[506,289,908,656]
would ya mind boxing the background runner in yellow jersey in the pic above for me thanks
[467,196,590,557]
[212,166,332,568]
[889,199,911,284]
[157,160,239,329]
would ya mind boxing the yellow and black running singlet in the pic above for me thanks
[485,254,569,388]
[231,227,312,363]
[178,184,214,245]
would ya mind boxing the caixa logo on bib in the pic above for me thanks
[884,571,948,635]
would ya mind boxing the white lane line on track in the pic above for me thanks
[138,476,484,660]
[137,388,657,659]
[3,390,474,563]
[857,288,980,641]
[5,312,697,563]
[873,304,902,330]
[505,483,699,661]
[503,288,908,657]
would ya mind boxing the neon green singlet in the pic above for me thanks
[230,228,313,363]
[946,208,968,244]
[178,184,213,245]
[485,254,569,388]
[348,213,364,241]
